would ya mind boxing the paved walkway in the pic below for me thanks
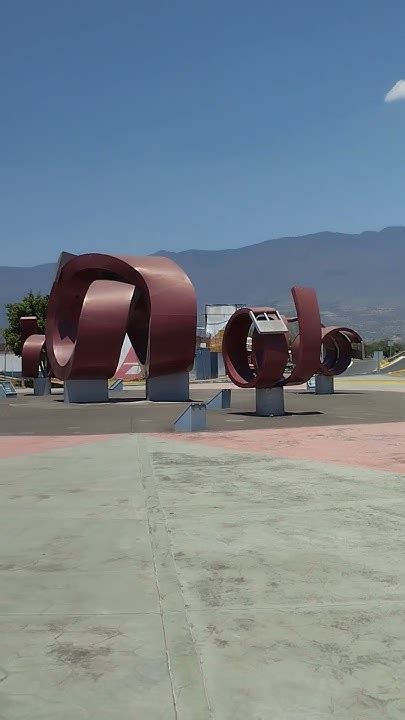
[2,380,405,437]
[0,419,404,719]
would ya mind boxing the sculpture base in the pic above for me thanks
[206,389,232,409]
[33,378,51,396]
[64,379,109,404]
[315,375,334,395]
[256,387,285,416]
[146,372,189,402]
[174,402,207,432]
[109,379,123,393]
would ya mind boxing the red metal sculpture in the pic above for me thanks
[222,287,362,388]
[20,259,361,398]
[20,253,75,381]
[20,316,47,379]
[45,253,197,381]
[319,326,363,376]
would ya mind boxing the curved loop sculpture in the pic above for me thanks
[20,317,47,379]
[222,286,322,388]
[45,253,197,381]
[319,327,363,376]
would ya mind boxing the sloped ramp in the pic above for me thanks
[380,353,405,373]
[342,359,378,376]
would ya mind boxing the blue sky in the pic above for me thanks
[1,0,405,265]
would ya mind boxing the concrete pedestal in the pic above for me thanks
[146,372,189,402]
[33,377,51,396]
[217,352,226,378]
[109,379,123,393]
[64,379,109,404]
[0,380,17,399]
[206,388,232,410]
[315,375,334,395]
[174,402,207,432]
[255,387,285,416]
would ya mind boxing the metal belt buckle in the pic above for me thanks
[248,310,288,334]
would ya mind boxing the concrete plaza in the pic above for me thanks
[0,378,404,718]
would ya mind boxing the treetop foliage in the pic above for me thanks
[3,291,49,357]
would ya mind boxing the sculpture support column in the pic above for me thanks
[256,387,285,416]
[315,375,334,395]
[146,372,189,402]
[33,378,51,396]
[64,379,109,404]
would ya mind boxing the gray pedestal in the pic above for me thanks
[146,372,189,402]
[64,379,109,404]
[0,380,17,399]
[315,375,334,395]
[206,389,232,409]
[109,379,123,393]
[256,387,285,416]
[217,352,226,378]
[174,403,207,432]
[34,377,51,396]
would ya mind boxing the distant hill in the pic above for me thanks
[1,226,405,340]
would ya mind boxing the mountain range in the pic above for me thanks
[1,226,404,340]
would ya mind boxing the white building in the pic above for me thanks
[0,350,22,377]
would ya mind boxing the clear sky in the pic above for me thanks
[1,0,405,265]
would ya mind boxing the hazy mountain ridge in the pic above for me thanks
[1,226,404,340]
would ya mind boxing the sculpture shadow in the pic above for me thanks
[294,390,363,396]
[108,396,147,404]
[228,410,324,418]
[53,396,146,404]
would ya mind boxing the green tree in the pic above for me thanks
[364,338,405,358]
[3,291,49,358]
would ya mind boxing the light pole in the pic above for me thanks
[0,330,6,378]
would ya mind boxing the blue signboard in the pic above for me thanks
[0,381,17,398]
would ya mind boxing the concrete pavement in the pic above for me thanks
[1,377,405,437]
[0,381,405,718]
[0,436,178,719]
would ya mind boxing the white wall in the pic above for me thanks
[0,352,22,375]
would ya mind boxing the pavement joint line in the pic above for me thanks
[163,598,405,612]
[154,502,405,518]
[0,611,164,617]
[1,597,405,618]
[135,434,213,720]
[1,496,401,514]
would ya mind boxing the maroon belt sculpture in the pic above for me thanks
[21,253,197,381]
[20,316,48,379]
[21,262,361,389]
[222,286,362,388]
[319,326,363,376]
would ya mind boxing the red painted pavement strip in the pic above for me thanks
[0,435,118,460]
[158,422,405,474]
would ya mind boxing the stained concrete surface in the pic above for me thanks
[1,376,405,436]
[0,419,404,719]
[146,436,405,719]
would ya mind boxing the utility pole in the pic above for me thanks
[0,329,5,378]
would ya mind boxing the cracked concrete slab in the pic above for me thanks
[1,408,405,718]
[0,614,176,720]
